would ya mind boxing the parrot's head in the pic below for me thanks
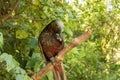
[49,20,64,33]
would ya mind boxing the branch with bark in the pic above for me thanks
[31,30,91,80]
[0,0,20,25]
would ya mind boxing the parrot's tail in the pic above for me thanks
[52,62,66,80]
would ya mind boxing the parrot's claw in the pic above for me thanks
[50,57,55,63]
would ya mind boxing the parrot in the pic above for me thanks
[38,20,66,80]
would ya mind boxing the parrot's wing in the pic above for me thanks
[38,40,47,63]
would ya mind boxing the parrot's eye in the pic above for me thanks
[56,27,62,33]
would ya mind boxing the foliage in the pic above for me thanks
[0,0,120,80]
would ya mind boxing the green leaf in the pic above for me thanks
[26,52,43,71]
[34,62,41,71]
[0,32,3,49]
[13,67,26,74]
[0,53,19,72]
[28,37,38,48]
[46,71,54,80]
[12,10,15,17]
[16,74,31,80]
[16,30,28,39]
[0,53,31,79]
[65,28,73,36]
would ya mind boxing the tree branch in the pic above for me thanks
[0,0,21,25]
[31,30,91,80]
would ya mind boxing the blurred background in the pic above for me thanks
[0,0,120,80]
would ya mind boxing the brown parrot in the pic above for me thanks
[38,20,66,80]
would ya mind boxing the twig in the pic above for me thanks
[31,30,91,80]
[0,0,21,25]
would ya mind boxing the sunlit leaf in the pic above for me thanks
[12,11,15,17]
[65,14,69,22]
[32,0,39,5]
[0,53,19,72]
[16,74,30,80]
[16,30,28,39]
[0,32,3,49]
[65,28,73,36]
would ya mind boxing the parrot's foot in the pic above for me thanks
[50,57,55,63]
[50,57,56,66]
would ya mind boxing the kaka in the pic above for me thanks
[38,20,66,80]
